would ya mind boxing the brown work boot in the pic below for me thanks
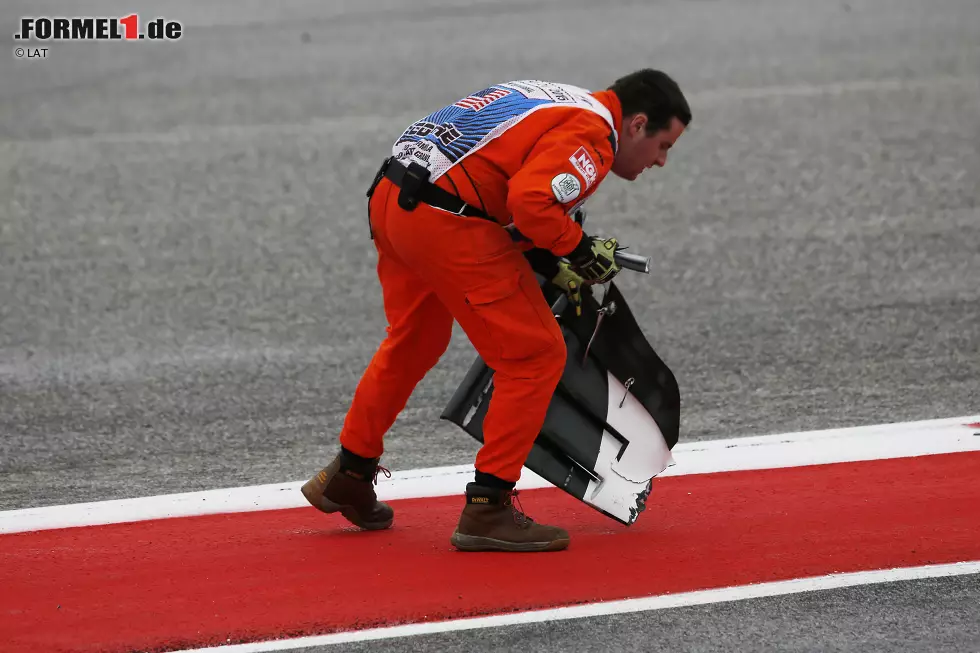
[301,450,393,530]
[450,483,569,552]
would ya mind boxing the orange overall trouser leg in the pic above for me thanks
[339,178,566,483]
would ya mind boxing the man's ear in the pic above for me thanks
[625,112,648,137]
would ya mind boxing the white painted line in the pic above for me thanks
[0,464,481,536]
[1,416,977,535]
[167,560,980,652]
[659,414,980,476]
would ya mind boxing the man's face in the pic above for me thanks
[611,115,686,181]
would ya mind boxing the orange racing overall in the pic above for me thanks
[340,80,623,483]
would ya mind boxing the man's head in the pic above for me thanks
[608,69,691,180]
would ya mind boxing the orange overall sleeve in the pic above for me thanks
[505,110,617,257]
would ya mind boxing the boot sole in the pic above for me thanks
[450,531,569,552]
[301,479,393,531]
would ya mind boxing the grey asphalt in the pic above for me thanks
[1,0,978,650]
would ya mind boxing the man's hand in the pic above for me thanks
[551,261,586,316]
[567,234,622,284]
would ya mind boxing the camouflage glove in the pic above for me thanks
[566,233,622,284]
[551,261,586,316]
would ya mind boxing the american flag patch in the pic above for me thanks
[454,88,511,112]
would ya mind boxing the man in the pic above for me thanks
[301,69,691,552]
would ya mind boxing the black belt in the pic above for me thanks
[371,157,494,221]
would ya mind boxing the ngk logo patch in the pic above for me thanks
[569,147,598,189]
[14,15,183,41]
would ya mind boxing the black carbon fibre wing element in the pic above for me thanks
[441,280,681,526]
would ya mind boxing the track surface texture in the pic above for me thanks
[1,0,979,651]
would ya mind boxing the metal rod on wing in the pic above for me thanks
[614,250,650,274]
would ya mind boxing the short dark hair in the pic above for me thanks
[609,69,691,133]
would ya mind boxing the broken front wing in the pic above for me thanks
[441,278,681,526]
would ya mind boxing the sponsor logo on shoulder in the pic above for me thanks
[569,146,598,189]
[551,173,581,204]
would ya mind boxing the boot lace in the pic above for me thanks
[373,465,391,484]
[503,489,534,529]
